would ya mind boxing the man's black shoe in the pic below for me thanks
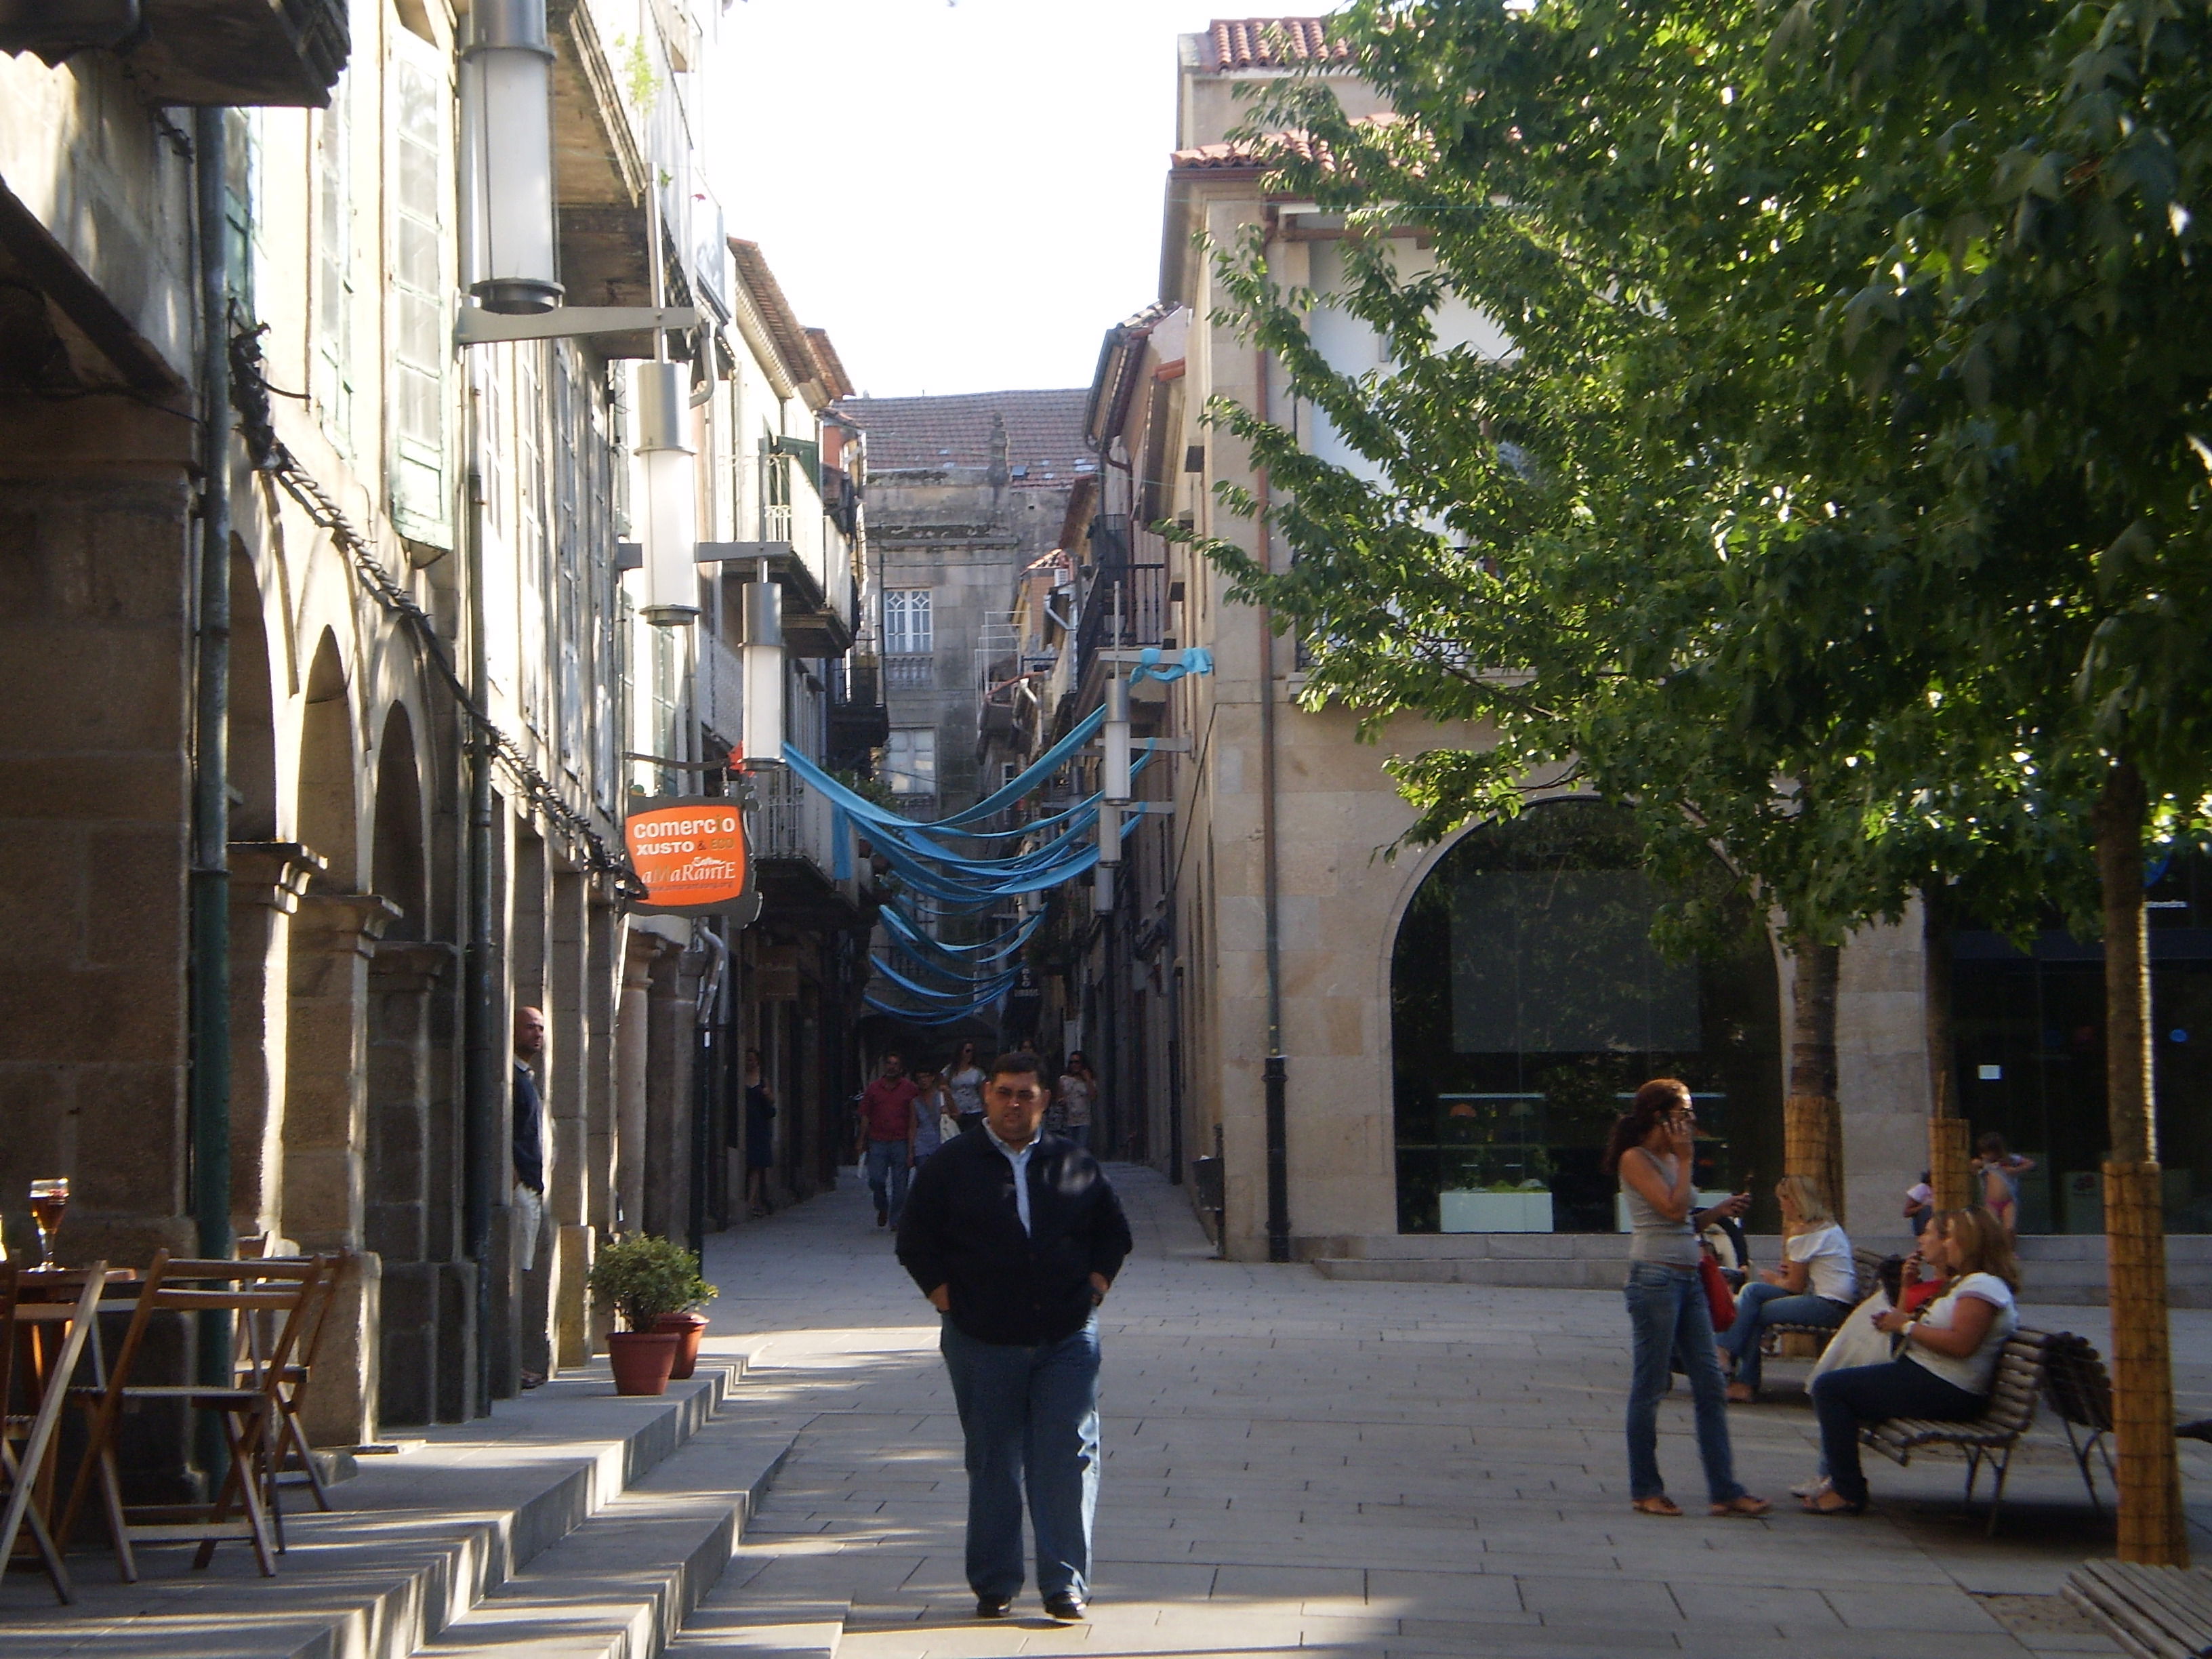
[975,1594,1012,1618]
[1042,1593,1087,1622]
[876,1208,888,1227]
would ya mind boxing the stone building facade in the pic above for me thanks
[0,0,872,1473]
[1036,16,2212,1300]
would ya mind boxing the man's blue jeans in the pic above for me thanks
[1623,1261,1745,1505]
[939,1315,1101,1601]
[863,1139,908,1222]
[1719,1282,1848,1390]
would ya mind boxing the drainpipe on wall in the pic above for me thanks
[688,924,727,1253]
[462,420,499,1418]
[190,108,236,1429]
[1254,212,1290,1265]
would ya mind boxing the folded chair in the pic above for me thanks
[1,1263,108,1603]
[242,1253,342,1533]
[60,1253,333,1579]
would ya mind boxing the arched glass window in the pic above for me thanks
[1391,800,1782,1234]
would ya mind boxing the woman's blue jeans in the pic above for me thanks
[1624,1261,1744,1504]
[940,1316,1102,1601]
[1810,1357,1984,1505]
[1719,1283,1848,1390]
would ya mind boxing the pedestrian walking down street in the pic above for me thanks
[742,1048,776,1218]
[946,1039,988,1136]
[895,1050,1132,1624]
[910,1067,947,1166]
[511,1006,550,1389]
[1609,1079,1768,1519]
[1056,1051,1097,1153]
[858,1051,920,1228]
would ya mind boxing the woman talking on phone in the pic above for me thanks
[1607,1078,1769,1519]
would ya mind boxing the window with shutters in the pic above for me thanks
[516,344,548,733]
[884,589,933,656]
[884,728,936,796]
[390,39,451,546]
[314,73,354,451]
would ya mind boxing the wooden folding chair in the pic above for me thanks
[1,1263,108,1603]
[60,1253,330,1579]
[237,1253,342,1535]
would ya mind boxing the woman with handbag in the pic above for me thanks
[1717,1175,1855,1401]
[1610,1079,1769,1519]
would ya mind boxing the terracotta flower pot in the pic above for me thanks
[653,1311,709,1380]
[607,1330,680,1396]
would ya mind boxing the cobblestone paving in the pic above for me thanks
[697,1166,2212,1658]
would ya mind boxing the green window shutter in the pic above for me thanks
[390,42,451,548]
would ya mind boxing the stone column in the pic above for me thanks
[614,931,661,1237]
[365,938,453,1425]
[284,891,398,1446]
[642,943,699,1241]
[224,842,323,1246]
[547,872,591,1370]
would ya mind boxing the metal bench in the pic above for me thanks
[1860,1327,2051,1535]
[2064,1559,2212,1659]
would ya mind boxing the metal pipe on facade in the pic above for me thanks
[189,107,234,1269]
[1254,299,1290,1265]
[462,430,499,1418]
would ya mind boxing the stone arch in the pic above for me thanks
[1385,796,1783,1236]
[228,544,279,841]
[298,629,358,888]
[371,703,427,941]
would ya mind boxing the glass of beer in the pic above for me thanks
[28,1177,68,1267]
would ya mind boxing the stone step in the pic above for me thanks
[8,1359,750,1659]
[668,1598,847,1658]
[423,1409,800,1659]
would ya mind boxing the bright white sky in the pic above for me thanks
[706,0,1236,398]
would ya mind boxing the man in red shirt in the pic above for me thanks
[858,1051,922,1227]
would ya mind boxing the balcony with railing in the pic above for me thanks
[752,759,872,924]
[827,653,890,766]
[1,0,348,104]
[698,445,855,657]
[1075,514,1170,688]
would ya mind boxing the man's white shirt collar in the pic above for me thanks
[985,1125,1039,1235]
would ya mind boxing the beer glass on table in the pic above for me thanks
[28,1177,68,1267]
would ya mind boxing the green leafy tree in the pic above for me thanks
[1189,0,2209,1557]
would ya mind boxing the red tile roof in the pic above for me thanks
[834,390,1095,487]
[1171,129,1341,173]
[1204,18,1351,72]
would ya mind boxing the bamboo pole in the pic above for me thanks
[2093,760,2186,1567]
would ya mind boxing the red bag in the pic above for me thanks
[1700,1253,1737,1331]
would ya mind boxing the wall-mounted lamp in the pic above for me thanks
[1095,800,1121,865]
[741,568,785,766]
[459,0,563,315]
[1102,675,1132,803]
[634,361,698,626]
[1093,864,1115,915]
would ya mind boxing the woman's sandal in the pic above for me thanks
[1710,1494,1772,1518]
[1800,1491,1866,1516]
[1725,1382,1757,1404]
[1631,1496,1684,1517]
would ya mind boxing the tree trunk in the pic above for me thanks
[1921,886,1975,1211]
[1784,931,1845,1224]
[2092,758,2187,1566]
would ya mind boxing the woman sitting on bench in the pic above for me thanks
[1803,1207,2020,1515]
[1717,1176,1854,1402]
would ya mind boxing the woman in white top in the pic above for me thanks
[1803,1206,2020,1514]
[945,1040,987,1136]
[1056,1052,1097,1152]
[1717,1174,1855,1401]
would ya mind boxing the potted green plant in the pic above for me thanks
[650,1254,718,1380]
[588,1234,705,1395]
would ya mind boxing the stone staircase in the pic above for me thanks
[3,1357,846,1659]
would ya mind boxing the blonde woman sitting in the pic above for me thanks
[1717,1175,1855,1402]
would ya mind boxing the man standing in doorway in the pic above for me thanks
[896,1052,1131,1623]
[857,1050,920,1228]
[512,1005,548,1389]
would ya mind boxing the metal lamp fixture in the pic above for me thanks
[1102,675,1132,803]
[1095,800,1122,865]
[741,567,785,766]
[1093,865,1115,915]
[633,361,698,626]
[459,0,563,314]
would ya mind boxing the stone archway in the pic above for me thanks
[283,630,393,1442]
[1387,798,1783,1236]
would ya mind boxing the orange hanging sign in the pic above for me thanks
[625,796,757,918]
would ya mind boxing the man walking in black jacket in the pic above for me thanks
[895,1050,1132,1624]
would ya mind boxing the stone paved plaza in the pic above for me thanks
[699,1164,2212,1659]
